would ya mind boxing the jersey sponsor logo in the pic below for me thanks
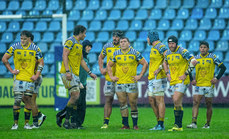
[29,52,34,56]
[129,56,134,60]
[108,50,111,52]
[117,57,121,60]
[176,56,180,59]
[17,52,21,55]
[206,60,211,63]
[122,66,129,74]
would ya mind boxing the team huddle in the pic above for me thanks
[2,25,226,131]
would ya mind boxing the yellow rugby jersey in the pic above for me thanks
[100,42,120,82]
[60,36,83,76]
[165,46,194,85]
[5,42,43,82]
[195,53,223,87]
[148,41,167,80]
[111,48,144,84]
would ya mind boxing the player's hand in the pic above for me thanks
[66,72,72,81]
[179,74,187,81]
[12,69,20,75]
[31,75,39,81]
[90,73,97,80]
[166,73,171,82]
[154,68,161,75]
[211,78,218,84]
[80,83,84,89]
[191,80,197,86]
[100,68,107,75]
[132,75,141,82]
[110,76,119,82]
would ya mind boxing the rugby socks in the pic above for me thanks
[174,106,183,128]
[38,110,42,118]
[57,107,67,118]
[158,118,164,127]
[192,117,197,124]
[13,108,20,125]
[104,117,110,125]
[65,102,73,121]
[131,111,138,126]
[33,115,39,125]
[24,108,31,124]
[71,105,77,123]
[122,117,129,126]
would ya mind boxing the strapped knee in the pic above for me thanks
[131,110,138,118]
[14,91,23,106]
[120,105,128,111]
[24,91,33,96]
[69,86,80,94]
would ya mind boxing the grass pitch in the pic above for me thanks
[0,106,229,139]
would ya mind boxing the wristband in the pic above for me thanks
[88,70,92,75]
[66,70,70,73]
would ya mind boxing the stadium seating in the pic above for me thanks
[128,0,140,9]
[77,21,88,28]
[108,10,121,20]
[143,20,156,30]
[141,0,154,9]
[97,32,109,42]
[149,9,162,19]
[49,43,62,52]
[208,41,215,52]
[91,42,103,53]
[114,0,127,9]
[94,10,107,21]
[7,21,20,32]
[137,31,148,41]
[196,0,209,8]
[15,32,21,42]
[168,0,181,9]
[222,30,229,40]
[81,10,94,21]
[194,30,206,41]
[32,32,41,42]
[47,0,59,11]
[135,9,148,20]
[178,41,187,48]
[216,41,229,52]
[157,20,170,30]
[0,43,6,53]
[68,10,80,21]
[205,8,217,19]
[66,0,73,11]
[166,31,178,39]
[177,9,189,19]
[180,30,192,41]
[55,32,62,43]
[88,21,102,31]
[218,8,229,18]
[191,8,203,19]
[210,0,222,8]
[42,32,54,42]
[199,19,212,30]
[88,53,97,64]
[214,51,224,61]
[224,52,229,62]
[67,21,74,31]
[87,0,100,10]
[35,21,47,32]
[171,19,184,30]
[21,1,33,11]
[224,62,229,74]
[34,0,46,11]
[8,1,20,11]
[213,19,225,29]
[207,30,220,41]
[102,20,115,31]
[48,21,61,31]
[188,40,200,53]
[125,31,136,42]
[21,22,34,31]
[182,0,195,8]
[0,64,7,75]
[185,19,198,30]
[133,41,144,52]
[224,0,229,7]
[1,32,13,43]
[122,9,134,20]
[0,1,6,11]
[116,20,129,31]
[85,32,95,42]
[44,53,54,64]
[155,0,167,9]
[38,42,48,53]
[101,0,113,10]
[0,22,6,32]
[129,20,142,31]
[163,9,175,19]
[73,0,86,10]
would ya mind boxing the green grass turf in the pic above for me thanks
[0,107,229,139]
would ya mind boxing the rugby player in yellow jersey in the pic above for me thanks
[187,41,226,129]
[146,31,167,130]
[2,30,44,130]
[59,25,97,129]
[99,30,123,129]
[163,36,198,131]
[107,37,148,130]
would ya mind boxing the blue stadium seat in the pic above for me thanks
[102,20,115,31]
[44,53,54,64]
[7,1,19,11]
[218,8,229,18]
[210,0,222,8]
[182,0,194,8]
[207,30,220,41]
[27,10,39,21]
[66,0,73,11]
[0,64,7,75]
[21,1,33,11]
[1,32,13,43]
[42,32,54,43]
[55,32,62,43]
[49,43,62,52]
[163,9,175,19]
[194,30,206,41]
[48,21,61,31]
[94,10,107,21]
[87,0,100,10]
[142,52,150,62]
[224,52,229,62]
[122,9,134,20]
[141,0,154,9]
[171,19,184,30]
[129,20,142,31]
[149,9,162,19]
[199,19,212,30]
[205,8,217,19]
[97,32,109,42]
[0,22,6,32]
[15,11,26,22]
[7,21,20,32]
[178,41,187,48]
[185,19,198,30]
[188,40,200,53]
[101,0,113,10]
[0,1,6,11]
[224,62,229,74]
[81,10,94,21]
[214,51,223,61]
[144,45,151,52]
[157,20,170,30]
[125,31,136,42]
[155,0,167,9]
[158,31,165,41]
[180,30,192,41]
[68,10,80,21]
[50,65,55,75]
[137,64,143,74]
[88,21,101,31]
[34,0,46,11]
[114,0,127,9]
[92,63,101,75]
[168,0,181,9]
[85,32,95,42]
[91,42,103,53]
[208,41,214,52]
[133,41,144,52]
[15,32,21,42]
[128,0,140,9]
[222,30,229,40]
[42,65,49,75]
[177,9,189,19]
[67,21,74,32]
[143,20,156,30]
[47,0,59,11]
[32,32,41,42]
[0,43,6,53]
[191,8,203,19]
[196,0,209,8]
[77,21,88,28]
[166,31,178,39]
[35,21,47,32]
[137,31,148,42]
[37,42,48,53]
[116,20,128,31]
[2,11,13,15]
[74,0,86,10]
[88,53,97,64]
[41,10,53,21]
[216,41,228,52]
[108,10,121,20]
[213,19,225,29]
[225,0,229,7]
[8,58,14,64]
[135,9,148,20]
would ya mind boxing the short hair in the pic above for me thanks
[148,30,159,43]
[199,41,209,48]
[120,37,130,43]
[30,34,34,41]
[167,35,178,44]
[20,30,32,38]
[73,25,86,36]
[112,30,124,38]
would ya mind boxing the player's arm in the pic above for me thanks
[98,53,106,75]
[31,59,44,81]
[107,60,118,82]
[2,53,19,75]
[62,47,72,81]
[211,63,226,84]
[163,59,171,82]
[80,55,97,80]
[133,58,148,82]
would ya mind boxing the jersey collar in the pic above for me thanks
[113,42,120,48]
[73,36,80,44]
[200,53,209,58]
[172,45,180,53]
[21,42,31,49]
[153,41,161,48]
[121,48,130,54]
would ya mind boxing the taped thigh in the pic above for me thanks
[24,90,33,96]
[14,91,23,106]
[120,104,128,111]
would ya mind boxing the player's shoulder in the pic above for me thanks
[129,47,139,54]
[208,53,217,59]
[195,54,201,59]
[103,42,114,49]
[113,49,121,55]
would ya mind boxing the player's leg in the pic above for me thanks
[128,91,139,130]
[148,96,159,121]
[30,93,39,128]
[204,97,213,128]
[11,91,23,130]
[155,95,165,130]
[23,90,33,130]
[76,87,87,129]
